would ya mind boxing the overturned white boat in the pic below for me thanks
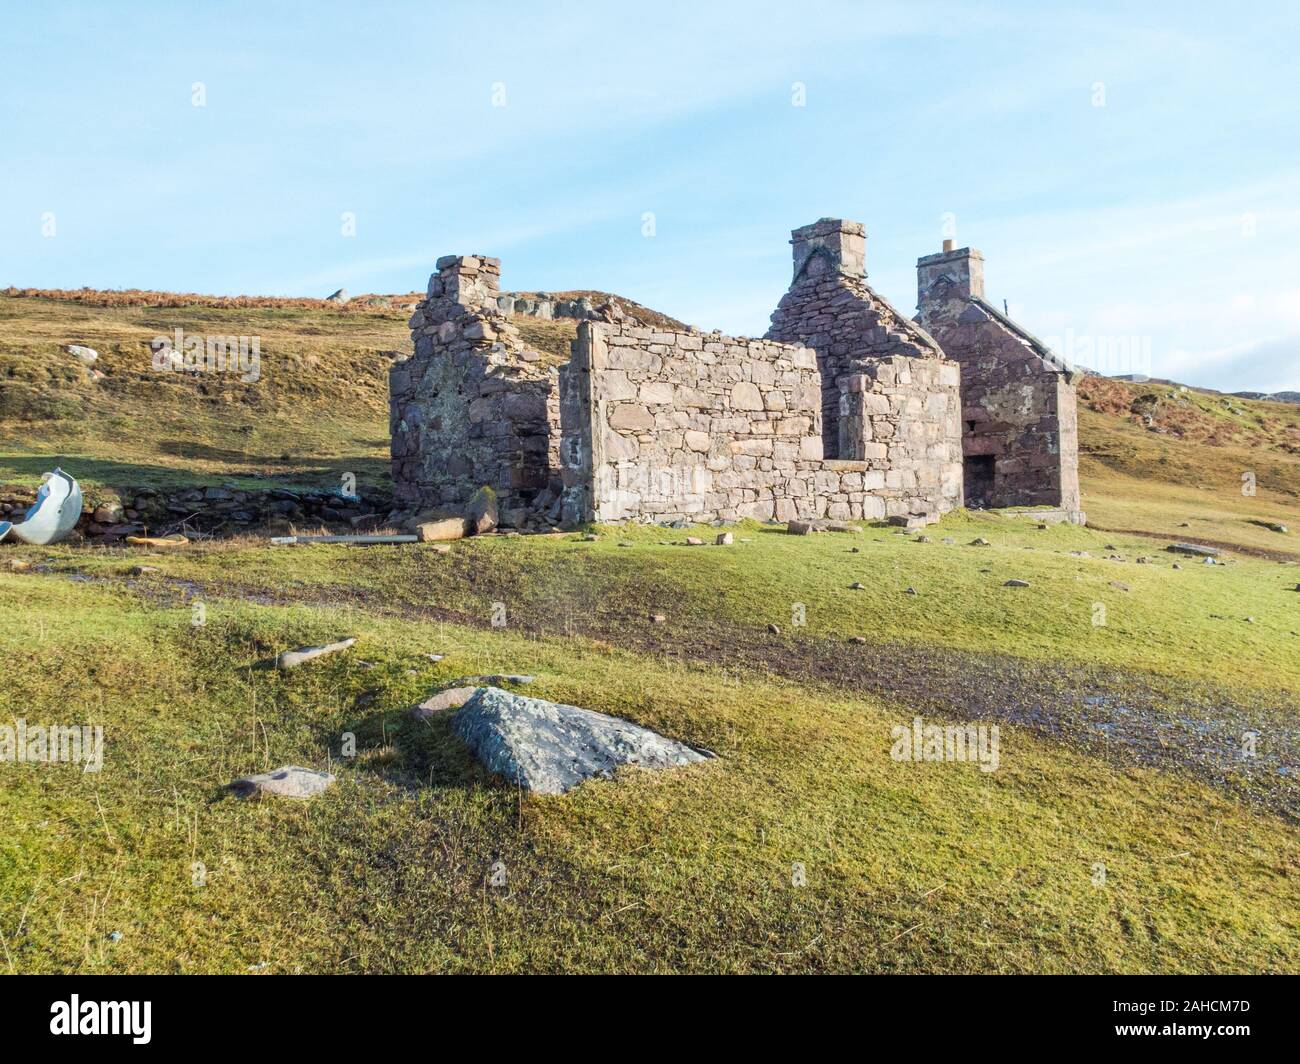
[0,468,84,546]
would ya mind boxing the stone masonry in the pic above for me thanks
[390,218,1075,529]
[766,220,950,462]
[915,242,1082,516]
[557,319,960,525]
[389,255,562,523]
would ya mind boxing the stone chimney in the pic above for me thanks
[791,218,866,282]
[917,244,984,310]
[427,254,501,313]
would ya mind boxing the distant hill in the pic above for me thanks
[1230,390,1300,404]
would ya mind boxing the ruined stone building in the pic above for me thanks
[915,242,1081,516]
[389,219,1080,529]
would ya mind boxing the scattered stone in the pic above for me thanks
[583,533,599,542]
[5,558,31,572]
[619,540,634,547]
[277,637,356,669]
[848,635,867,644]
[849,581,865,590]
[715,532,733,545]
[786,521,813,536]
[1244,617,1256,624]
[227,765,335,800]
[427,543,452,554]
[969,537,990,547]
[685,536,704,545]
[422,653,444,662]
[1204,557,1218,566]
[767,623,781,634]
[450,687,710,795]
[1135,556,1150,564]
[888,514,929,530]
[410,686,480,720]
[904,587,918,595]
[444,673,535,687]
[849,546,861,553]
[826,522,862,534]
[1004,579,1030,587]
[465,485,499,534]
[650,613,667,624]
[65,344,98,364]
[1110,581,1130,591]
[415,515,468,542]
[125,534,188,548]
[1262,521,1289,533]
[1167,542,1220,557]
[325,288,349,303]
[914,535,931,543]
[128,565,160,576]
[1172,563,1182,570]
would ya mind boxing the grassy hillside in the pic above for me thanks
[1,291,1297,974]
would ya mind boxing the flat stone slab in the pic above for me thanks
[451,687,710,795]
[1166,542,1220,557]
[277,637,356,669]
[410,686,480,720]
[227,765,335,800]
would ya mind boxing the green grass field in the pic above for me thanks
[1,292,1297,973]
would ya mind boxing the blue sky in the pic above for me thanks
[3,0,1297,391]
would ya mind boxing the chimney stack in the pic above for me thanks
[917,243,985,309]
[790,218,866,281]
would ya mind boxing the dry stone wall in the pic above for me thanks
[390,256,562,524]
[838,357,964,519]
[559,322,958,525]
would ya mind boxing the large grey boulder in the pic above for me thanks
[451,687,710,795]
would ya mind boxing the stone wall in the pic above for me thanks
[560,322,960,525]
[390,256,562,523]
[916,245,1081,515]
[766,219,947,460]
[838,357,964,519]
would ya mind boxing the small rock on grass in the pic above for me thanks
[969,537,990,546]
[716,532,733,545]
[848,636,867,645]
[277,637,356,669]
[650,613,667,624]
[444,673,535,687]
[410,686,480,720]
[849,581,865,590]
[786,521,813,536]
[1167,542,1219,557]
[904,587,918,595]
[1004,579,1031,587]
[227,765,335,800]
[767,623,781,634]
[685,536,704,546]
